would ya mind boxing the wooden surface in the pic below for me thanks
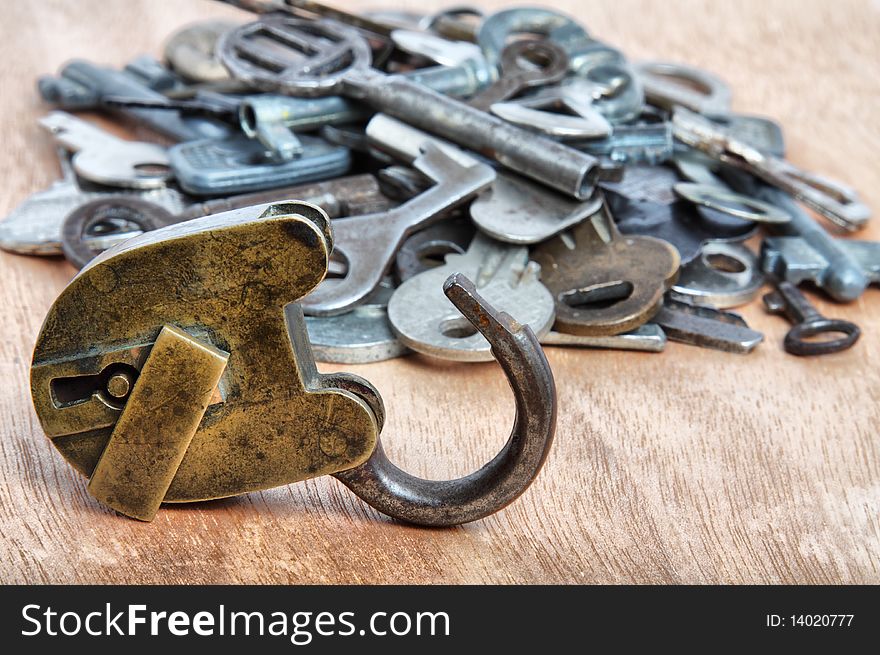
[1,0,879,584]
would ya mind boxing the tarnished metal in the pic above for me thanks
[301,143,495,316]
[40,112,172,189]
[60,174,392,268]
[394,217,475,282]
[654,294,763,354]
[467,39,568,111]
[541,323,666,352]
[32,201,382,508]
[673,107,871,231]
[32,200,558,525]
[163,20,237,83]
[532,200,680,336]
[334,273,557,527]
[672,241,765,308]
[763,282,860,356]
[673,182,790,224]
[218,16,602,199]
[635,61,732,114]
[87,325,230,521]
[304,279,409,364]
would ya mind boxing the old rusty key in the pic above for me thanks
[31,202,556,525]
[218,16,601,199]
[763,281,860,356]
[532,198,681,336]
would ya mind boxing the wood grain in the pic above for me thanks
[1,0,878,584]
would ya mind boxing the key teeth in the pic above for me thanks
[443,273,518,336]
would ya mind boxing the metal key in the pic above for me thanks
[672,241,765,308]
[467,39,568,110]
[365,112,603,245]
[302,143,495,315]
[387,233,555,362]
[532,200,681,336]
[40,111,172,189]
[60,174,393,268]
[394,217,475,282]
[39,59,229,142]
[168,133,351,195]
[219,17,601,199]
[0,149,189,256]
[763,282,860,356]
[541,323,667,352]
[723,170,871,302]
[236,28,496,160]
[654,293,763,354]
[673,107,871,231]
[635,61,732,114]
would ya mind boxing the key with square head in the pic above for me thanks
[218,16,602,199]
[40,111,172,189]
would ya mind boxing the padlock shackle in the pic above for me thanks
[334,273,557,527]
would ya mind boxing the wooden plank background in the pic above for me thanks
[1,0,878,584]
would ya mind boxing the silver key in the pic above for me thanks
[654,294,763,354]
[387,233,555,362]
[0,150,188,256]
[40,111,172,189]
[302,143,495,316]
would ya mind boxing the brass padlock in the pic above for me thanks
[30,202,557,526]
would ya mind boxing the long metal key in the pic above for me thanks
[218,17,601,199]
[302,143,495,316]
[40,111,171,189]
[654,293,763,354]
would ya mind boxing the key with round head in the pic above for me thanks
[218,16,602,200]
[39,111,172,189]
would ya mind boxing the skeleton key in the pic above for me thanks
[673,107,870,231]
[218,17,601,199]
[40,112,172,189]
[0,149,188,256]
[387,233,555,362]
[763,282,860,356]
[467,39,568,111]
[60,174,392,269]
[301,143,495,315]
[532,200,681,336]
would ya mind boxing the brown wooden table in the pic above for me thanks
[1,0,878,584]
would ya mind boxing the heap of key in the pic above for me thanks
[6,0,876,360]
